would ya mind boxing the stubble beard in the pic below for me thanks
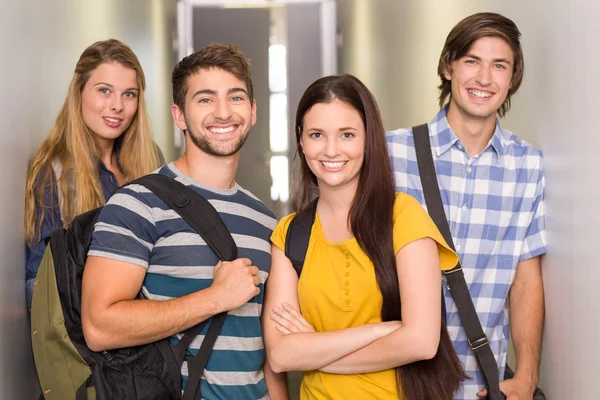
[186,124,250,157]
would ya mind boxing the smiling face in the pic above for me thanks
[80,62,139,146]
[172,67,256,157]
[300,100,365,192]
[445,36,514,124]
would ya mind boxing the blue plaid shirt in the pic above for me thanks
[386,108,546,400]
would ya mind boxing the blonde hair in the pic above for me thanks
[25,39,161,244]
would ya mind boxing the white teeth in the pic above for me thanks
[105,117,120,123]
[209,126,236,133]
[469,89,493,98]
[322,161,346,169]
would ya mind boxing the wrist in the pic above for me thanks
[512,366,538,389]
[203,285,227,314]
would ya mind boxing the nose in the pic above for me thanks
[110,95,123,113]
[213,99,233,121]
[323,135,341,158]
[475,65,492,86]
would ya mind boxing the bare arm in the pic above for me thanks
[508,256,544,389]
[81,256,260,351]
[318,237,443,374]
[263,357,289,400]
[262,245,399,373]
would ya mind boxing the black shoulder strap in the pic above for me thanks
[413,124,505,400]
[131,174,234,400]
[284,199,318,277]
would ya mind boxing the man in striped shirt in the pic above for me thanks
[386,13,546,400]
[81,43,285,399]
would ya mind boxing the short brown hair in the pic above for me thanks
[437,12,524,117]
[172,42,253,109]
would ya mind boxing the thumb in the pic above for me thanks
[476,388,487,398]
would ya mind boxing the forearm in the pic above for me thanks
[509,258,544,385]
[319,323,439,374]
[267,322,391,373]
[84,286,223,351]
[264,358,289,400]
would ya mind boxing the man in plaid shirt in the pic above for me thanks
[386,13,546,400]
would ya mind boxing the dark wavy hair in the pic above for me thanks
[294,74,467,399]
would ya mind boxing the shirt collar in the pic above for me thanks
[429,106,505,162]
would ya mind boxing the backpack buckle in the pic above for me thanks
[468,334,489,351]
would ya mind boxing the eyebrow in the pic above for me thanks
[93,82,139,91]
[305,126,359,132]
[191,87,249,99]
[465,54,512,65]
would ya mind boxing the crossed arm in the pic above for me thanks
[262,237,444,375]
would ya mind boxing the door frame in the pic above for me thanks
[177,0,337,76]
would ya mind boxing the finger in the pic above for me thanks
[276,324,292,335]
[214,260,223,270]
[270,311,300,332]
[249,266,260,275]
[254,276,260,286]
[254,286,261,296]
[273,305,308,332]
[239,258,252,266]
[282,303,314,331]
[476,388,487,398]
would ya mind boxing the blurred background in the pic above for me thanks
[2,0,597,398]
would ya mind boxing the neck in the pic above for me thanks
[317,180,357,221]
[446,103,497,157]
[174,142,239,190]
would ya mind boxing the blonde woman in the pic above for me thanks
[25,39,163,308]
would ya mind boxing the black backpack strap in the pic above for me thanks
[284,199,318,276]
[413,124,505,400]
[132,174,236,400]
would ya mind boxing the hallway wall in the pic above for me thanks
[338,0,599,397]
[0,1,177,397]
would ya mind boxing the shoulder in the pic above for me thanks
[385,127,414,145]
[235,184,277,220]
[393,192,425,219]
[499,128,544,166]
[270,212,298,251]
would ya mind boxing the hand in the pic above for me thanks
[212,258,261,311]
[477,377,535,400]
[271,302,316,334]
[377,320,402,336]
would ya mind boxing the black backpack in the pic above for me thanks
[31,174,236,400]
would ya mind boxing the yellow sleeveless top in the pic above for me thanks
[271,193,458,400]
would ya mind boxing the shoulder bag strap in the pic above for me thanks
[413,124,505,400]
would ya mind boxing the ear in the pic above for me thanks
[251,99,257,127]
[171,104,187,131]
[443,66,452,81]
[298,130,304,151]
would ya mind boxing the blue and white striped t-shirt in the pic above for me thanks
[89,162,276,400]
[386,108,546,400]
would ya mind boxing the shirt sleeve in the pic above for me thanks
[392,193,459,271]
[520,164,547,261]
[26,169,63,282]
[270,213,296,252]
[88,183,158,269]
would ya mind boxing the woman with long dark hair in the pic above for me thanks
[262,74,466,399]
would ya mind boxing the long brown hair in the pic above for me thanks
[25,39,161,244]
[438,12,524,117]
[294,74,466,399]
